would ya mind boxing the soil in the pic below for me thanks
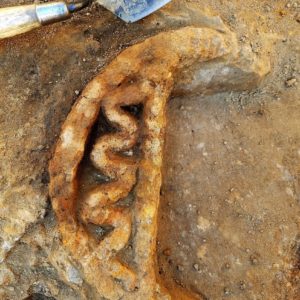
[0,0,299,300]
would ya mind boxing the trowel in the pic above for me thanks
[0,0,171,40]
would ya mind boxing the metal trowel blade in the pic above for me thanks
[96,0,171,23]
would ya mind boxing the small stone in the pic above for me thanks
[240,35,248,43]
[82,58,87,62]
[193,263,200,271]
[123,149,133,156]
[250,254,259,265]
[239,280,246,290]
[224,287,231,296]
[36,145,44,151]
[225,262,231,269]
[285,77,297,87]
[66,265,83,285]
[177,264,184,272]
[75,90,80,95]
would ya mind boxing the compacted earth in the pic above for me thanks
[0,0,299,299]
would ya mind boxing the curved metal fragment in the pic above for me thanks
[49,26,267,299]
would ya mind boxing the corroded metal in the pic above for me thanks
[49,27,235,299]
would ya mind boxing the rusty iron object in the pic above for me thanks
[49,26,268,299]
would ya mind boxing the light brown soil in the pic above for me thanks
[0,0,299,299]
[156,1,300,299]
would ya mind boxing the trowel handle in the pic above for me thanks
[0,2,71,40]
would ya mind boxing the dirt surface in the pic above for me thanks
[0,0,299,300]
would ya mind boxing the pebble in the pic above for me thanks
[250,254,259,265]
[75,90,80,95]
[287,2,299,8]
[239,280,246,290]
[285,77,297,87]
[36,145,44,151]
[225,262,231,269]
[193,263,200,271]
[177,264,184,272]
[123,149,133,156]
[67,265,83,285]
[224,287,231,296]
[240,35,248,43]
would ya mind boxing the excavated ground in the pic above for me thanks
[0,0,299,299]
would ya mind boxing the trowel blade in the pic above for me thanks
[96,0,171,23]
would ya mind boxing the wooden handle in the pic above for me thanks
[0,5,41,40]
